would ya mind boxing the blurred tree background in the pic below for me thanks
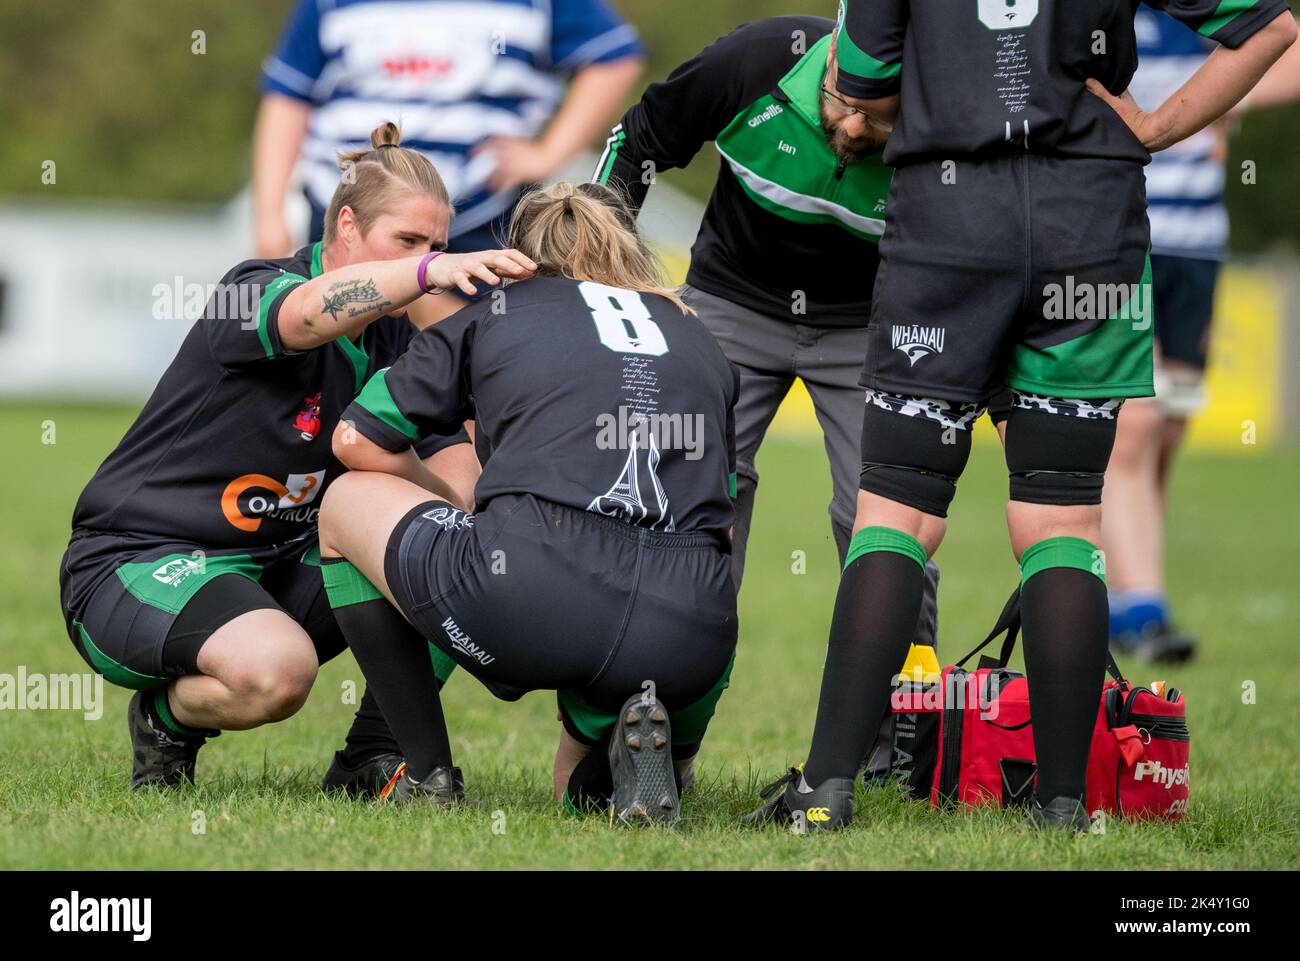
[1,0,1295,252]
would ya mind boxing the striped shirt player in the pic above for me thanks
[260,0,643,250]
[1129,4,1225,413]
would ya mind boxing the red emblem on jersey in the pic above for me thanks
[293,392,322,441]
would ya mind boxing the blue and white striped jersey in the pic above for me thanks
[1131,5,1227,260]
[262,0,643,238]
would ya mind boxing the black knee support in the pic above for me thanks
[1003,395,1120,505]
[858,392,979,517]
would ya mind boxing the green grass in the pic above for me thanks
[1,402,1297,869]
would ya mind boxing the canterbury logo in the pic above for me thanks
[221,470,324,532]
[806,807,831,823]
[891,325,946,366]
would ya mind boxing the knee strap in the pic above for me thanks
[858,391,981,517]
[1004,394,1121,506]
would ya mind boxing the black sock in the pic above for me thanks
[803,528,927,787]
[564,743,613,814]
[337,687,401,765]
[1020,556,1109,802]
[322,558,453,780]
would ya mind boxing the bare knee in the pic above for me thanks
[221,649,318,722]
[1007,502,1102,561]
[318,472,364,552]
[1109,399,1162,471]
[854,490,947,557]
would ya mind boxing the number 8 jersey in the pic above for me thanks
[344,276,741,537]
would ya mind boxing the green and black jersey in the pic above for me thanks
[836,0,1290,164]
[344,276,739,537]
[594,15,893,328]
[70,244,461,555]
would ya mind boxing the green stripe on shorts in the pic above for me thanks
[74,621,168,691]
[115,553,263,616]
[1006,254,1155,399]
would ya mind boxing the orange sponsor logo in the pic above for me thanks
[221,471,324,532]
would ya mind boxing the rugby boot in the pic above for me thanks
[608,693,679,827]
[321,750,405,799]
[128,690,209,790]
[377,761,465,804]
[1136,623,1196,665]
[743,766,855,832]
[1023,795,1090,834]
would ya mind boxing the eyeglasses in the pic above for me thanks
[820,84,894,133]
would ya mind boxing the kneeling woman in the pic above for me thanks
[61,122,536,789]
[319,182,739,824]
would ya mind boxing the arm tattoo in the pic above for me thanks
[322,278,383,322]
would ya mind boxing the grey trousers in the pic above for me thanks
[683,282,939,650]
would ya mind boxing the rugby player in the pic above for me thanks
[60,123,535,790]
[593,15,940,778]
[1102,6,1300,662]
[316,182,738,824]
[748,0,1294,832]
[254,0,644,327]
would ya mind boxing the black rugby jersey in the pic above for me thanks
[72,243,459,549]
[835,0,1289,163]
[345,276,740,537]
[596,16,894,327]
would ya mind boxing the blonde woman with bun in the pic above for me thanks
[317,182,739,825]
[60,122,536,793]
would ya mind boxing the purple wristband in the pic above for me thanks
[417,251,445,295]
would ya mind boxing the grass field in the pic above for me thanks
[1,401,1297,870]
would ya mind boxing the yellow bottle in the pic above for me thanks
[898,643,941,685]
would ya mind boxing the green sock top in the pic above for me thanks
[843,526,928,572]
[1020,535,1106,585]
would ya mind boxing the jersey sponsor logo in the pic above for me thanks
[293,392,323,442]
[440,616,494,666]
[747,103,785,128]
[1132,760,1190,790]
[382,55,455,80]
[806,807,831,823]
[151,557,203,587]
[221,470,326,532]
[890,325,946,366]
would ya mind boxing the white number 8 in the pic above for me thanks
[579,281,669,356]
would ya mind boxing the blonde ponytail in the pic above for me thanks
[506,182,693,314]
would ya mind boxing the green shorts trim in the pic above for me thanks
[1006,254,1155,400]
[115,552,264,616]
[74,620,169,691]
[557,649,736,749]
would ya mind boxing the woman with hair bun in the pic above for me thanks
[60,122,536,792]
